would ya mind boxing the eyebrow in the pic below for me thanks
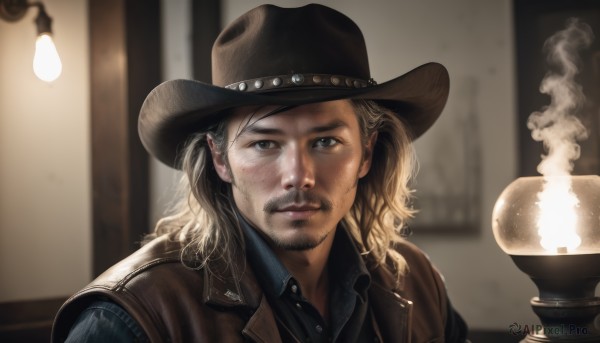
[241,120,349,136]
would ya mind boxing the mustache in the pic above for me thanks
[263,191,333,213]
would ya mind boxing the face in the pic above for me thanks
[208,100,375,252]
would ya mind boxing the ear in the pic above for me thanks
[206,134,233,183]
[358,131,378,178]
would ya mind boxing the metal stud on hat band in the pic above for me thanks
[225,73,375,92]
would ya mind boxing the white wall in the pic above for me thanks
[0,0,91,301]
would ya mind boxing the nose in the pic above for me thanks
[280,145,315,190]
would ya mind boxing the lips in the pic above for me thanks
[276,204,320,212]
[275,204,321,220]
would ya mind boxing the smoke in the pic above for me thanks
[527,18,594,176]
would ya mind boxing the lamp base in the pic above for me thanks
[518,297,600,342]
[510,255,600,342]
[0,0,27,22]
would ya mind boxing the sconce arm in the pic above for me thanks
[0,0,28,22]
[0,0,53,35]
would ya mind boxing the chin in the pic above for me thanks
[262,214,338,251]
[273,236,327,251]
[270,225,331,251]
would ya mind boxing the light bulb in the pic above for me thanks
[33,33,62,82]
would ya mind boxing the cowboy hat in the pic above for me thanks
[138,3,449,169]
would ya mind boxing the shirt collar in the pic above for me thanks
[329,225,371,301]
[238,212,292,297]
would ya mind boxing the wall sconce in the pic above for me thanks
[0,0,62,82]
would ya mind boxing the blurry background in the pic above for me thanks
[1,0,598,341]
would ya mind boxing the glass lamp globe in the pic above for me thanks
[492,175,600,342]
[492,175,600,256]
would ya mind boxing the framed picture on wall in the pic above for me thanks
[407,76,482,235]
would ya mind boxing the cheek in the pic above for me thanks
[229,153,277,188]
[316,151,363,187]
[229,158,269,214]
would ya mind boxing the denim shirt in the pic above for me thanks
[65,300,148,343]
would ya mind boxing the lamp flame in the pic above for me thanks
[536,178,581,253]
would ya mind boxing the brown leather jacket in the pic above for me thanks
[52,235,454,342]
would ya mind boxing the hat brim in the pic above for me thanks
[138,62,449,168]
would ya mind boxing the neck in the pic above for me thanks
[274,231,336,322]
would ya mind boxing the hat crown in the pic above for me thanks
[211,4,371,87]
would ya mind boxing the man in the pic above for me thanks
[53,3,468,342]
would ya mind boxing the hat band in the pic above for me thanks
[224,73,377,93]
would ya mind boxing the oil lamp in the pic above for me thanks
[492,175,600,342]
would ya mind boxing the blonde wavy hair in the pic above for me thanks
[148,99,417,281]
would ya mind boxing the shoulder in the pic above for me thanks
[88,235,186,289]
[367,239,454,342]
[369,239,448,308]
[53,235,198,342]
[392,239,447,302]
[396,240,451,338]
[371,239,443,290]
[53,235,261,342]
[395,239,442,283]
[392,240,469,342]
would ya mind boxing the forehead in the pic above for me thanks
[227,100,358,134]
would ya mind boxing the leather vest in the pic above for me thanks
[52,236,449,342]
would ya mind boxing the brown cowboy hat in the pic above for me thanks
[139,3,449,169]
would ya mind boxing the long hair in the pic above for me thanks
[148,99,417,280]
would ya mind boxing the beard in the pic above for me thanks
[269,219,331,251]
[261,190,334,251]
